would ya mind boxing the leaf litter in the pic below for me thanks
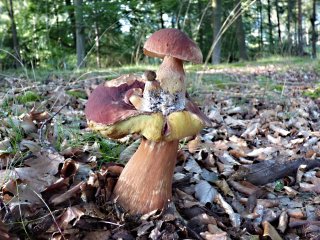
[0,65,319,239]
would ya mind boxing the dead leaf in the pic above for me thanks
[195,180,218,204]
[262,221,283,240]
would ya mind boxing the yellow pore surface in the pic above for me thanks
[88,111,204,142]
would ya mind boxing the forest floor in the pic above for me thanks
[0,56,319,239]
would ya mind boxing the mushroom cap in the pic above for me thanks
[85,74,211,142]
[143,28,203,64]
[85,75,145,125]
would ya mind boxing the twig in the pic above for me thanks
[98,220,124,227]
[39,102,69,147]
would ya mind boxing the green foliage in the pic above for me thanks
[6,118,24,154]
[16,91,41,104]
[274,180,285,191]
[98,138,123,162]
[303,85,320,99]
[66,90,87,99]
[0,0,318,70]
[256,76,284,92]
[1,97,14,116]
[54,121,123,164]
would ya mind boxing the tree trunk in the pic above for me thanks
[198,0,204,51]
[311,0,317,59]
[74,0,86,68]
[287,0,294,53]
[93,0,101,68]
[235,0,248,60]
[160,5,164,28]
[275,0,281,43]
[211,0,222,64]
[65,0,76,47]
[267,0,273,53]
[258,0,263,51]
[176,2,183,29]
[94,22,101,68]
[297,0,303,55]
[6,0,21,68]
[182,0,191,31]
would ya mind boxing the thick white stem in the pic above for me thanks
[156,56,185,95]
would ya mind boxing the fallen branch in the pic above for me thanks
[231,158,320,185]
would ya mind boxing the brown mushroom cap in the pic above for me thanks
[85,77,144,125]
[143,28,203,64]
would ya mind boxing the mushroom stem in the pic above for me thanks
[112,138,179,214]
[156,56,185,95]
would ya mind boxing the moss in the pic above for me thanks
[303,86,320,99]
[271,84,284,92]
[17,91,41,104]
[66,90,88,99]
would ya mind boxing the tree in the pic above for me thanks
[74,0,86,68]
[287,0,294,53]
[235,0,248,60]
[257,0,264,51]
[211,0,222,64]
[65,0,76,47]
[5,0,21,68]
[267,0,273,53]
[310,0,317,58]
[275,0,282,44]
[297,0,303,55]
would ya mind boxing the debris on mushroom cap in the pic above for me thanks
[143,28,203,64]
[143,70,157,81]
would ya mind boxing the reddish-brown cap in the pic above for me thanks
[85,76,145,125]
[143,28,203,64]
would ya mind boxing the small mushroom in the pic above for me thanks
[85,31,210,215]
[143,28,202,113]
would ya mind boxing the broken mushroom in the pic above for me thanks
[85,30,210,214]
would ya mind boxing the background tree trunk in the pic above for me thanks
[93,0,101,68]
[267,0,273,53]
[211,0,222,64]
[74,0,86,68]
[287,0,294,54]
[65,0,76,47]
[258,0,263,51]
[311,0,317,59]
[94,21,101,68]
[6,0,21,68]
[159,5,164,29]
[297,0,303,56]
[275,0,281,44]
[235,0,248,60]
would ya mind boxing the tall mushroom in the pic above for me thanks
[143,28,203,113]
[85,30,210,214]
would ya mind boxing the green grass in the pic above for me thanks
[186,56,317,72]
[66,90,87,99]
[5,118,24,154]
[17,91,41,104]
[256,76,284,92]
[54,121,123,164]
[303,85,320,99]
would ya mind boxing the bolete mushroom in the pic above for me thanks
[85,30,210,214]
[143,28,203,114]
